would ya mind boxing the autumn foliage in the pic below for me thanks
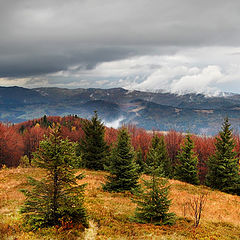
[0,115,238,185]
[0,123,23,167]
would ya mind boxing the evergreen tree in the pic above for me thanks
[175,134,199,185]
[19,125,25,134]
[40,115,50,128]
[206,118,240,195]
[132,163,175,225]
[103,128,140,192]
[145,135,172,177]
[136,147,145,173]
[79,111,109,170]
[20,126,88,229]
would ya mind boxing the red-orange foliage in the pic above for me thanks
[127,124,152,160]
[19,116,87,164]
[165,130,184,166]
[60,126,84,142]
[232,134,240,170]
[193,135,215,184]
[105,127,118,147]
[233,135,240,158]
[22,125,47,164]
[0,123,24,167]
[3,115,239,179]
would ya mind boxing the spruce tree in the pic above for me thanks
[175,134,199,185]
[79,111,109,170]
[145,135,172,177]
[40,115,50,128]
[206,118,240,195]
[20,126,88,229]
[103,128,140,192]
[132,164,175,225]
[136,147,145,174]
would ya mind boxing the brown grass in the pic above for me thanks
[0,167,239,239]
[169,180,240,225]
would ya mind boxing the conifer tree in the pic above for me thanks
[136,147,145,173]
[132,163,175,225]
[40,115,50,128]
[103,128,140,192]
[20,126,88,229]
[206,118,240,195]
[79,111,109,170]
[145,135,172,177]
[175,134,199,185]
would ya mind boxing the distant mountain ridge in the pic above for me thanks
[1,86,240,135]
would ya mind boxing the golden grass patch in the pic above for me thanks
[0,167,239,239]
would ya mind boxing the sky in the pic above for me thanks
[1,0,240,95]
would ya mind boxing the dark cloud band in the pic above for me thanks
[1,0,240,86]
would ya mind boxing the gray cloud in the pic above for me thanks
[1,0,240,77]
[1,1,240,94]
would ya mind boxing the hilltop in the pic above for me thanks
[0,167,239,239]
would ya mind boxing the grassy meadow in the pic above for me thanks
[0,167,239,240]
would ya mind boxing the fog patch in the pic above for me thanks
[104,116,125,129]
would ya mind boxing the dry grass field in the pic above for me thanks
[0,167,239,239]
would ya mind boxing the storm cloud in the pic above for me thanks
[1,0,240,93]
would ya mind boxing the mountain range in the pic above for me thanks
[1,86,240,135]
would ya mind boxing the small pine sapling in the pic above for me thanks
[132,162,175,225]
[20,126,88,230]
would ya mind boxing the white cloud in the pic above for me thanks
[2,47,240,94]
[0,77,29,87]
[135,65,191,90]
[169,65,223,94]
[96,80,109,85]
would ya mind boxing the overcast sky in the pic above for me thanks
[1,0,240,94]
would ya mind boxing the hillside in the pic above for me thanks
[1,86,240,134]
[0,167,239,240]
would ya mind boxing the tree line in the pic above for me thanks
[18,112,239,231]
[0,114,240,187]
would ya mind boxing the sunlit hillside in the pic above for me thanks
[0,167,239,240]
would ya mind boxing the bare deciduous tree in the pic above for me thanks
[189,191,208,227]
